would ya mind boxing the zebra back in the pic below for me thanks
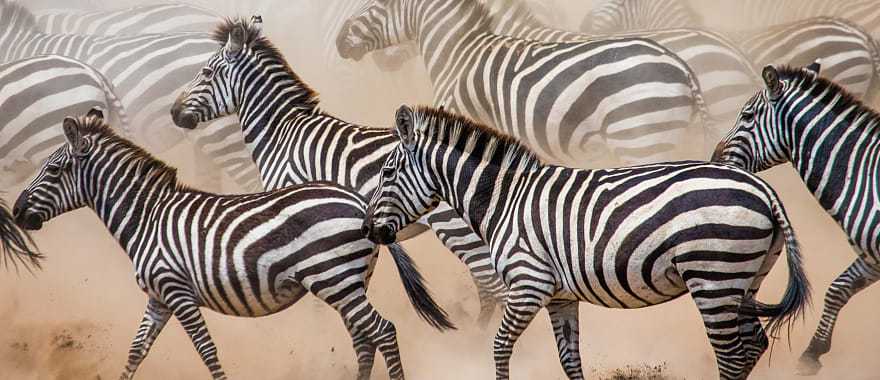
[35,3,220,35]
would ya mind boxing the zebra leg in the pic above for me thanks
[738,314,768,376]
[798,256,880,375]
[494,288,549,380]
[119,298,172,380]
[334,291,404,380]
[169,300,226,379]
[425,206,507,326]
[688,286,748,379]
[546,300,583,380]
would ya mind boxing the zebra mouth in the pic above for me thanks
[170,106,198,130]
[362,221,397,245]
[15,213,43,231]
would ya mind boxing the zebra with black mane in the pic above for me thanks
[336,0,710,167]
[13,109,453,380]
[712,62,880,376]
[171,16,506,324]
[0,54,129,188]
[363,105,811,380]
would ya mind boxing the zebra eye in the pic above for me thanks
[740,111,754,123]
[202,67,215,79]
[382,166,395,177]
[45,165,60,174]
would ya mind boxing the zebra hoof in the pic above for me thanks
[795,355,822,376]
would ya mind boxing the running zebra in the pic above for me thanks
[485,0,757,142]
[737,17,880,102]
[0,54,129,188]
[583,0,700,34]
[35,3,219,35]
[13,109,453,380]
[0,0,260,191]
[0,198,41,271]
[363,105,811,380]
[712,62,880,376]
[337,0,709,167]
[171,16,506,324]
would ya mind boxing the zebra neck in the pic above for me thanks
[235,55,317,176]
[788,100,879,217]
[427,146,535,242]
[84,158,176,252]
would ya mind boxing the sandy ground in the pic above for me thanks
[2,1,880,379]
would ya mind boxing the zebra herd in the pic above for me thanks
[1,0,879,379]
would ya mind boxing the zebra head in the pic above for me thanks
[363,105,440,245]
[171,16,263,129]
[712,61,822,171]
[336,0,411,61]
[13,108,105,231]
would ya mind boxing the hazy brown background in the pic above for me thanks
[2,1,879,379]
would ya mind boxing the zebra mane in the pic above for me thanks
[483,0,543,28]
[74,116,195,193]
[413,106,542,168]
[0,0,37,31]
[212,17,320,110]
[779,65,880,126]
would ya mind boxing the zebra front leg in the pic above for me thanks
[494,289,548,380]
[798,256,880,376]
[547,300,583,379]
[169,300,226,379]
[120,298,172,380]
[335,291,404,380]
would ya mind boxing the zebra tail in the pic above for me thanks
[0,199,43,273]
[386,242,456,331]
[738,198,811,343]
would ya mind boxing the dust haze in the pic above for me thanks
[2,1,879,379]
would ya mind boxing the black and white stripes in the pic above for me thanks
[13,110,453,379]
[364,105,810,380]
[713,62,880,376]
[337,0,709,166]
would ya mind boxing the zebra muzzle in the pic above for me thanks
[362,220,396,245]
[170,104,198,130]
[12,194,42,231]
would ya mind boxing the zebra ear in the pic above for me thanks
[805,60,821,75]
[62,117,89,157]
[86,107,104,121]
[762,65,783,101]
[251,15,263,34]
[395,105,416,150]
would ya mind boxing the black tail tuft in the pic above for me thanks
[738,207,811,345]
[0,200,43,273]
[387,243,456,331]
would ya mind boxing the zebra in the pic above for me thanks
[0,54,129,189]
[12,109,454,380]
[35,3,220,35]
[170,16,507,325]
[483,0,758,146]
[708,0,880,38]
[737,17,880,103]
[0,198,41,271]
[711,62,880,376]
[362,104,811,380]
[0,0,260,192]
[583,0,701,34]
[336,0,710,167]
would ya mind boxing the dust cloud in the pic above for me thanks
[2,1,880,379]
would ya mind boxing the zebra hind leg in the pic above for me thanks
[798,255,880,376]
[169,299,226,379]
[738,314,768,376]
[119,298,172,380]
[547,299,583,380]
[688,285,749,380]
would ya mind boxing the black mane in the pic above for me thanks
[778,65,880,124]
[212,17,320,110]
[413,106,542,168]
